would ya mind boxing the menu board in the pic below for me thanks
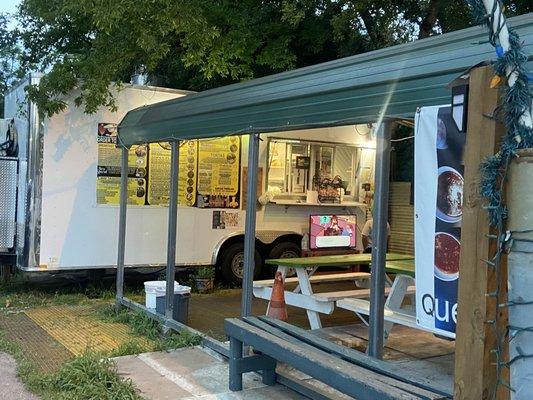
[147,143,171,205]
[96,128,239,208]
[147,141,197,206]
[415,105,464,337]
[179,140,198,206]
[97,123,147,205]
[197,137,240,196]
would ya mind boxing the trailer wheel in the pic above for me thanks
[220,243,262,285]
[265,242,301,277]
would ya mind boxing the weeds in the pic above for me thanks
[109,340,148,357]
[0,271,205,399]
[45,352,142,400]
[0,330,141,399]
[0,273,143,311]
[94,303,203,352]
[95,305,161,340]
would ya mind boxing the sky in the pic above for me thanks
[0,0,19,14]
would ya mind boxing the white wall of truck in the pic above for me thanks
[3,77,373,279]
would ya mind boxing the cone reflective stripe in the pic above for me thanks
[267,271,288,321]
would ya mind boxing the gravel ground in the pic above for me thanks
[0,353,39,400]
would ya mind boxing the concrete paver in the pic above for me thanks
[0,353,40,400]
[114,346,307,400]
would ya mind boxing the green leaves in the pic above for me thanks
[2,0,530,117]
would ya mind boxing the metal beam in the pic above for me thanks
[241,133,260,317]
[115,146,129,305]
[367,120,393,359]
[165,141,179,320]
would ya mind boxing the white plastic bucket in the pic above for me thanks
[144,281,179,309]
[155,285,191,297]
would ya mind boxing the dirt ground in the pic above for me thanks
[0,353,40,400]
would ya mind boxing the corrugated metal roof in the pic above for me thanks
[118,13,533,146]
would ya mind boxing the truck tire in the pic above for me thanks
[265,242,301,277]
[220,243,262,285]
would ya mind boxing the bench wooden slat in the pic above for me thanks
[313,285,416,302]
[253,316,451,398]
[225,318,437,400]
[253,272,370,287]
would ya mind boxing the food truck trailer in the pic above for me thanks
[0,75,375,283]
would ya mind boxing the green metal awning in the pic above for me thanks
[118,13,533,147]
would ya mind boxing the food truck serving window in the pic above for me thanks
[266,137,375,201]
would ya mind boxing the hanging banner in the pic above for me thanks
[415,105,465,337]
[147,141,197,206]
[197,137,240,208]
[96,123,147,205]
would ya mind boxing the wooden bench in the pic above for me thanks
[225,316,451,399]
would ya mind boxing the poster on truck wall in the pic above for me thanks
[415,105,465,336]
[147,141,198,206]
[197,136,240,208]
[96,123,147,205]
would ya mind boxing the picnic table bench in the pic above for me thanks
[224,316,451,399]
[335,258,455,340]
[254,253,415,329]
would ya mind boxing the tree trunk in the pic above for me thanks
[418,0,439,39]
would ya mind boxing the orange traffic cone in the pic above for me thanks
[267,271,288,321]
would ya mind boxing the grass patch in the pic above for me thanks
[94,303,203,352]
[0,273,143,311]
[0,329,141,399]
[44,351,142,400]
[0,271,205,399]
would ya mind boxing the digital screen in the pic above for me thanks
[309,215,357,249]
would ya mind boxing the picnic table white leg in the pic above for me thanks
[383,275,413,338]
[295,268,322,330]
[293,266,318,293]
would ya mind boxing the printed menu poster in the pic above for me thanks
[97,123,147,205]
[197,137,240,196]
[415,105,465,337]
[147,141,198,206]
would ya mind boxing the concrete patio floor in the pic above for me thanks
[114,346,307,400]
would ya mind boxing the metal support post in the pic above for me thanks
[165,141,179,321]
[241,133,260,318]
[116,146,129,306]
[368,120,393,359]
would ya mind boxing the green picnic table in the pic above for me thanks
[259,253,415,329]
[384,258,415,277]
[265,252,414,272]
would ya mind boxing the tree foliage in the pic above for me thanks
[1,0,531,116]
[0,14,22,117]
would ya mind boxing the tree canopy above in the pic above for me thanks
[1,0,531,117]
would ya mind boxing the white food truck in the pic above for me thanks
[0,75,376,283]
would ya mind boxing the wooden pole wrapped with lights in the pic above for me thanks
[465,1,533,398]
